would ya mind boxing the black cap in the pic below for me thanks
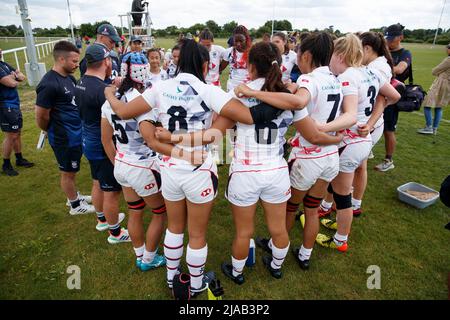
[130,35,142,43]
[85,43,111,64]
[385,23,404,41]
[96,23,121,44]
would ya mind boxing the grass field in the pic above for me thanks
[0,39,449,300]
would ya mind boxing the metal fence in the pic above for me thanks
[1,38,69,70]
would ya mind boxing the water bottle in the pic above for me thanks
[246,238,256,267]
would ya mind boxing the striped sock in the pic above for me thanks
[134,245,145,259]
[333,232,348,246]
[271,241,290,270]
[96,212,106,222]
[299,245,312,261]
[231,255,246,277]
[187,245,207,290]
[164,229,184,283]
[108,221,121,237]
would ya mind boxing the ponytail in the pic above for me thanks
[360,31,394,76]
[249,42,284,93]
[177,39,210,83]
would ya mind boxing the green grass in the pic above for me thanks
[0,40,449,300]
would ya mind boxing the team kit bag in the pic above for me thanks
[395,62,426,112]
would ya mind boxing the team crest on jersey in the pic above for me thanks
[301,79,309,83]
[201,188,212,197]
[71,161,78,169]
[145,183,155,190]
[212,52,217,58]
[342,82,350,86]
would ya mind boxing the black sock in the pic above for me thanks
[109,222,121,236]
[3,158,11,167]
[385,155,392,161]
[70,199,81,209]
[15,153,23,161]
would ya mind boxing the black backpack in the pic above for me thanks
[395,62,427,112]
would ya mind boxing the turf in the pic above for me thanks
[0,39,449,300]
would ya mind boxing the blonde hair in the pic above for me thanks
[334,33,363,68]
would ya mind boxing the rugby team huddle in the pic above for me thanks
[34,23,402,297]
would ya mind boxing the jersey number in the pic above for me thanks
[365,86,377,116]
[254,121,278,145]
[111,115,128,144]
[326,94,341,123]
[168,106,188,133]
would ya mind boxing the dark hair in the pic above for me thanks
[146,47,161,59]
[232,25,252,62]
[172,44,181,52]
[53,40,79,60]
[273,32,289,54]
[117,59,144,97]
[199,28,214,42]
[177,39,210,83]
[359,32,394,75]
[299,32,334,68]
[299,32,310,43]
[248,42,284,93]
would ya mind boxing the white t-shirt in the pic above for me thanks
[281,50,297,83]
[230,78,293,169]
[139,72,232,170]
[206,45,226,86]
[290,66,342,158]
[368,56,392,129]
[101,88,156,163]
[223,47,250,92]
[339,66,387,144]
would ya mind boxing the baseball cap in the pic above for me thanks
[130,35,143,43]
[385,23,404,41]
[96,23,121,44]
[85,43,111,64]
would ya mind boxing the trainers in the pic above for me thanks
[262,255,282,279]
[318,206,333,218]
[69,201,95,215]
[316,233,348,252]
[353,207,362,217]
[417,127,433,135]
[374,159,395,172]
[107,228,131,244]
[136,257,142,268]
[96,212,125,231]
[320,218,338,230]
[433,128,438,135]
[140,254,166,271]
[190,271,216,298]
[255,237,271,254]
[16,158,34,168]
[221,262,245,285]
[66,192,92,207]
[292,248,310,270]
[368,150,374,159]
[2,165,18,176]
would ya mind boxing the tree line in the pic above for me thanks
[1,20,449,45]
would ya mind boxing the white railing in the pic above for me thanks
[1,38,69,70]
[0,36,68,43]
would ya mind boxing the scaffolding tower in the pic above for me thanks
[119,2,154,50]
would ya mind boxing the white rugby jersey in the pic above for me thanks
[101,89,156,163]
[290,67,342,159]
[140,72,232,169]
[223,47,250,91]
[368,56,392,129]
[146,68,168,88]
[206,45,226,86]
[281,50,297,83]
[230,78,293,168]
[167,61,177,79]
[339,66,387,144]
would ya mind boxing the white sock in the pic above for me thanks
[334,232,348,245]
[352,198,362,210]
[163,229,184,282]
[231,255,246,277]
[299,245,312,261]
[270,241,290,270]
[143,249,157,264]
[321,200,333,210]
[133,245,145,259]
[186,245,208,290]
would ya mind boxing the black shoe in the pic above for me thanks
[16,158,34,168]
[255,237,272,254]
[292,248,310,270]
[2,165,18,176]
[190,271,216,298]
[262,255,282,279]
[221,262,245,285]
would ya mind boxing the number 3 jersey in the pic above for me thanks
[140,72,233,170]
[338,66,386,145]
[230,78,293,169]
[290,66,342,159]
[101,88,156,163]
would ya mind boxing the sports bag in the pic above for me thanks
[395,63,426,112]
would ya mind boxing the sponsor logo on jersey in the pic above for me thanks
[201,188,212,197]
[301,79,309,83]
[342,81,350,86]
[176,86,183,94]
[71,161,78,169]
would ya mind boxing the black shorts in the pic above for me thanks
[132,13,142,26]
[89,158,122,192]
[0,107,22,133]
[383,105,399,132]
[51,145,82,172]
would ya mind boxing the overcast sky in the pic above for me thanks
[1,0,448,32]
